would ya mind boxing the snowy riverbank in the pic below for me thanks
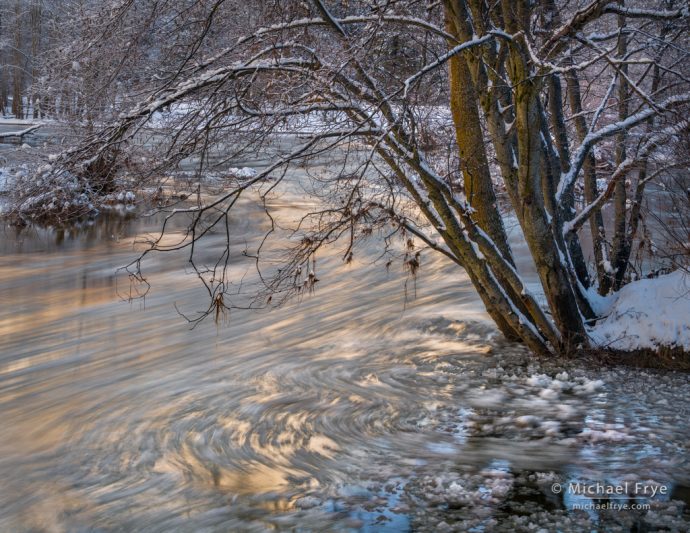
[589,270,690,353]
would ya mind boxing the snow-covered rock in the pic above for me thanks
[229,167,257,179]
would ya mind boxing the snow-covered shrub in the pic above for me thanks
[6,152,143,225]
[8,165,98,223]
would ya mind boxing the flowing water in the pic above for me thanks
[1,144,689,532]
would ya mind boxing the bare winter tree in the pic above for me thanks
[15,0,690,358]
[11,0,23,118]
[0,0,46,117]
[0,5,7,113]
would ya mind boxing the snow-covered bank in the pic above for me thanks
[2,160,262,223]
[0,118,44,127]
[589,270,690,352]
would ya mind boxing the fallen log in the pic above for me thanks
[0,123,43,140]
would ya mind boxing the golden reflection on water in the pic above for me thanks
[2,141,689,531]
[0,193,493,530]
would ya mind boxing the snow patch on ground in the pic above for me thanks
[589,270,690,351]
[0,167,13,194]
[0,165,30,194]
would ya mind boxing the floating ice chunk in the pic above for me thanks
[527,374,551,388]
[294,496,322,509]
[469,389,506,408]
[579,428,632,443]
[579,379,605,394]
[515,415,541,428]
[555,403,578,420]
[540,420,561,436]
[539,388,559,400]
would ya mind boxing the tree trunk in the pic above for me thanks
[30,0,42,119]
[620,2,671,276]
[605,0,630,293]
[12,0,23,119]
[444,11,533,341]
[514,79,587,350]
[0,9,7,115]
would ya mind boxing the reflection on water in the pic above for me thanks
[0,172,689,531]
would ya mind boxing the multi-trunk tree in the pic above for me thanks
[24,0,690,357]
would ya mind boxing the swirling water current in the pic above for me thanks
[0,151,689,532]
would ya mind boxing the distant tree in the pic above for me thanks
[11,0,23,118]
[29,0,41,118]
[0,6,7,114]
[0,0,47,118]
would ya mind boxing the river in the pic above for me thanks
[0,140,689,532]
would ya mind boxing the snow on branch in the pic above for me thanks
[0,123,43,138]
[602,5,689,19]
[403,34,495,97]
[186,11,458,87]
[556,92,690,202]
[541,0,611,58]
[563,118,690,235]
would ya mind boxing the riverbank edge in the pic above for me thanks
[579,346,690,371]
